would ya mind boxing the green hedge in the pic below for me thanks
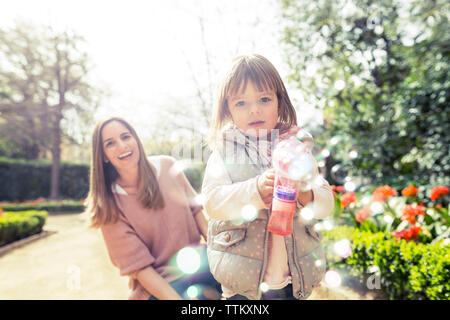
[0,157,89,201]
[323,226,450,300]
[0,210,48,247]
[0,201,85,213]
[0,157,206,201]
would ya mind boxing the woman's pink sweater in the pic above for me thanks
[100,156,202,300]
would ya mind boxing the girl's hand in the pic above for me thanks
[257,168,275,205]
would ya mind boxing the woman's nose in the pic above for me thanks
[117,139,128,150]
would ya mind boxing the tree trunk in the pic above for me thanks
[50,110,63,200]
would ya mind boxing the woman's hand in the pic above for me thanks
[257,168,275,206]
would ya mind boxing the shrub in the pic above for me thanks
[323,225,450,300]
[0,210,48,247]
[0,157,89,201]
[0,200,85,213]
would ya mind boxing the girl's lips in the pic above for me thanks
[249,121,265,127]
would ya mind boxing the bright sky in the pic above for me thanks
[1,0,322,140]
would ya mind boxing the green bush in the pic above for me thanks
[0,200,85,213]
[0,156,206,201]
[323,225,450,300]
[0,157,89,201]
[0,210,48,247]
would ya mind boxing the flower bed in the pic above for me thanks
[319,184,449,300]
[0,210,48,247]
[330,184,449,243]
[322,225,449,300]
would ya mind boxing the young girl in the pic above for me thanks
[202,54,334,300]
[85,116,220,300]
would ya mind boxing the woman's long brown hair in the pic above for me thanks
[86,117,164,228]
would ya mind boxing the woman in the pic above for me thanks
[85,116,218,300]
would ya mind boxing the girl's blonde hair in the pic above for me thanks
[86,117,164,228]
[208,54,297,149]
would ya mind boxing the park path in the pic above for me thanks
[0,212,128,299]
[0,213,378,300]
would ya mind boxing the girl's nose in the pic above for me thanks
[249,102,261,114]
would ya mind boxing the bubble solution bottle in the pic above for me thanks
[268,131,317,236]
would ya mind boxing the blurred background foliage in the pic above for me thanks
[0,0,449,200]
[281,0,449,190]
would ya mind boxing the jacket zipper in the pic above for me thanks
[291,232,306,299]
[257,219,270,300]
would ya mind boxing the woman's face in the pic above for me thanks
[101,121,140,172]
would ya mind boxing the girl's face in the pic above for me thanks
[101,121,140,172]
[227,81,278,137]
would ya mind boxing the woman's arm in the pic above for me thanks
[194,211,208,241]
[135,266,182,300]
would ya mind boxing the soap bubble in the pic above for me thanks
[348,149,358,159]
[193,194,206,206]
[334,80,346,91]
[329,135,342,146]
[288,154,315,181]
[176,247,201,274]
[330,164,350,184]
[241,204,258,222]
[334,239,352,258]
[260,282,270,292]
[370,202,384,214]
[344,181,356,192]
[186,285,200,299]
[324,270,342,288]
[300,207,315,221]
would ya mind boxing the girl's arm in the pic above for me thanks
[135,266,182,300]
[202,150,269,221]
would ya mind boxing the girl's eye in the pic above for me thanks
[106,141,114,147]
[235,101,245,107]
[260,97,271,103]
[122,134,131,140]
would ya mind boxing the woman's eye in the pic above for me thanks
[235,101,245,107]
[106,141,114,147]
[260,97,271,103]
[123,135,131,140]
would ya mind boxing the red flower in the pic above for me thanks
[356,206,371,223]
[35,197,46,204]
[409,225,422,237]
[341,192,357,208]
[430,186,449,201]
[401,204,426,224]
[401,185,418,197]
[392,225,422,241]
[331,185,344,197]
[372,185,397,202]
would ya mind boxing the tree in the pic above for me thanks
[281,0,450,189]
[0,22,100,199]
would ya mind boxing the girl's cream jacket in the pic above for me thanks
[202,128,334,299]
